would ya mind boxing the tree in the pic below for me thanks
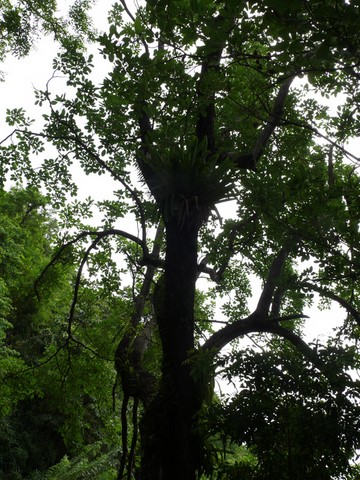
[0,186,71,478]
[0,188,122,478]
[208,341,360,479]
[1,1,360,479]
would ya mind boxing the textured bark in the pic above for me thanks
[141,216,202,480]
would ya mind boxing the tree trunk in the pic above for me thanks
[141,215,202,480]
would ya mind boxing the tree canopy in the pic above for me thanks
[0,0,95,61]
[1,1,360,479]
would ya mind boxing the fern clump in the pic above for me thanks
[28,444,120,480]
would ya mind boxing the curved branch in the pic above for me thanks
[43,75,149,246]
[35,228,146,299]
[3,120,150,246]
[203,247,290,352]
[55,130,149,246]
[68,131,148,243]
[0,341,67,384]
[203,313,263,352]
[301,281,360,326]
[67,235,102,337]
[266,323,325,371]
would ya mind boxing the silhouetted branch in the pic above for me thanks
[35,228,146,300]
[234,75,295,169]
[255,247,289,316]
[67,236,101,337]
[197,213,258,282]
[266,323,325,370]
[203,312,263,352]
[301,281,360,326]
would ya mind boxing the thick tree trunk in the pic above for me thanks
[141,216,202,480]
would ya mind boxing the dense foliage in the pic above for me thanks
[1,0,360,479]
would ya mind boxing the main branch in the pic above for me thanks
[235,75,295,169]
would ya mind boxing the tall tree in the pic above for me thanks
[2,1,360,478]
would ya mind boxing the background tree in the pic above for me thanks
[0,188,127,478]
[1,1,360,479]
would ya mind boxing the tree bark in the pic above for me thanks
[141,216,202,480]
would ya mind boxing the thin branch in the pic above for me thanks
[0,341,67,385]
[67,236,102,337]
[197,213,258,282]
[3,122,149,245]
[68,335,113,361]
[49,112,148,246]
[43,72,149,246]
[253,75,295,163]
[216,213,258,280]
[300,281,360,326]
[35,228,146,299]
[269,313,309,323]
[115,221,164,406]
[0,128,19,145]
[119,0,136,21]
[119,0,149,56]
[280,117,360,164]
[226,87,360,166]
